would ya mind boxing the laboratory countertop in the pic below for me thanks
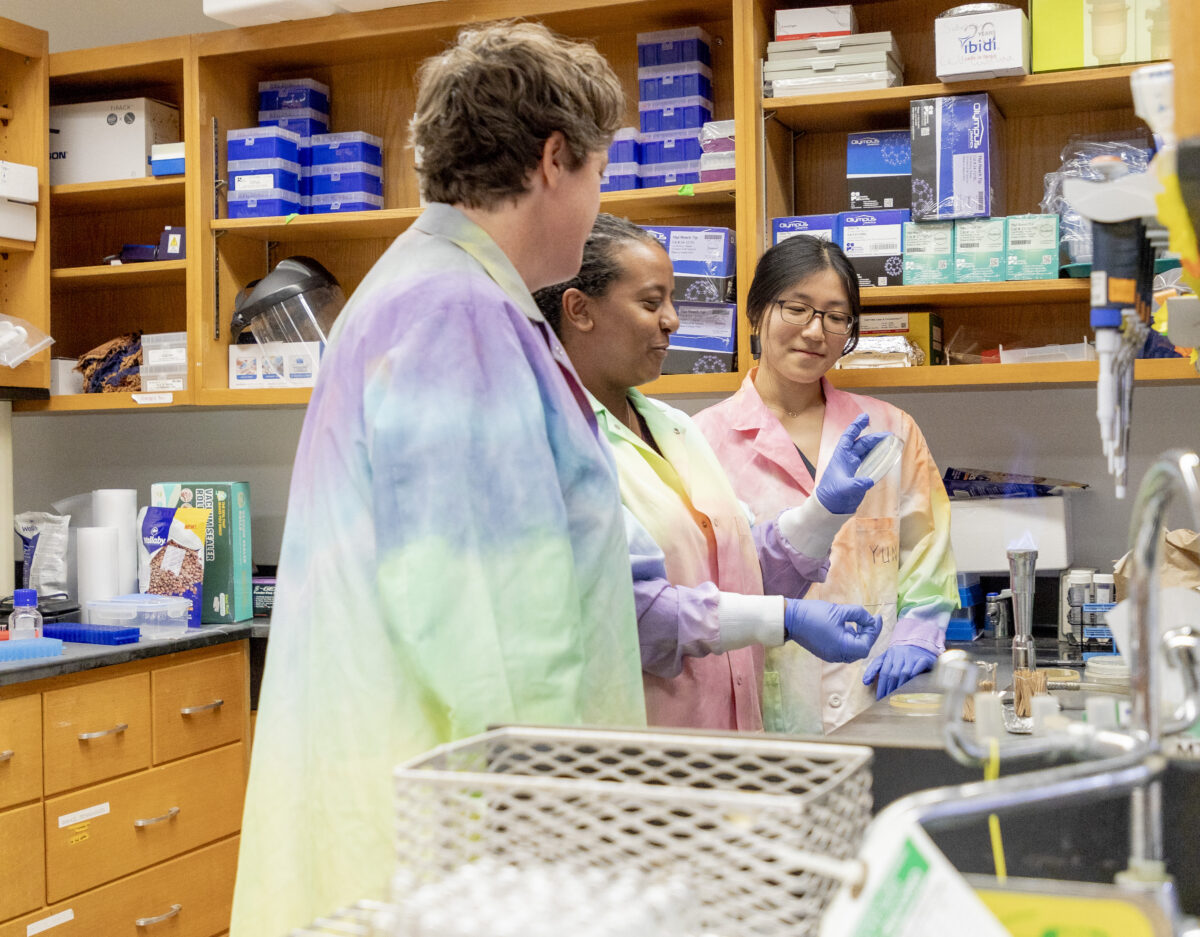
[0,621,257,688]
[828,638,1088,750]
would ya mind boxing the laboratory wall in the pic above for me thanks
[3,0,225,52]
[11,383,1200,572]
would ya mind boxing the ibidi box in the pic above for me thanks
[936,6,1030,81]
[49,98,180,185]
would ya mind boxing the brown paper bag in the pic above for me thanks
[1112,528,1200,601]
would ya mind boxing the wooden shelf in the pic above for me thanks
[642,370,742,396]
[197,387,313,407]
[51,177,186,215]
[0,105,12,123]
[212,208,421,242]
[50,259,188,291]
[767,65,1141,133]
[0,237,36,254]
[602,180,736,213]
[16,389,192,413]
[860,279,1090,309]
[827,357,1200,391]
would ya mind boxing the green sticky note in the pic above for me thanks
[677,184,695,197]
[284,213,299,224]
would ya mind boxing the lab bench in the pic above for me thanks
[0,626,251,936]
[826,639,1200,914]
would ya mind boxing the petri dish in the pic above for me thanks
[856,433,903,483]
[888,692,942,714]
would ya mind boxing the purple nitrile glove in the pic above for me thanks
[863,644,940,699]
[784,599,882,663]
[814,413,892,514]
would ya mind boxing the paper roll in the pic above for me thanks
[77,526,120,617]
[92,489,138,595]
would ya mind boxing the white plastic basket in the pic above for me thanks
[391,726,874,936]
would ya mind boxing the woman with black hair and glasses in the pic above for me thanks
[694,235,958,734]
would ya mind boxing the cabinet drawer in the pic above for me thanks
[43,673,150,795]
[44,743,244,902]
[0,695,42,808]
[0,835,238,937]
[152,650,247,764]
[0,803,44,923]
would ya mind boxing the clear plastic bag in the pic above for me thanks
[1040,134,1152,266]
[0,313,53,368]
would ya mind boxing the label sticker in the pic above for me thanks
[668,230,726,264]
[28,910,74,936]
[58,802,109,828]
[132,393,173,405]
[234,173,274,192]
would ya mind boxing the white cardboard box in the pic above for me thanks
[775,5,856,41]
[949,495,1072,573]
[0,161,38,203]
[0,198,36,241]
[49,98,180,185]
[936,7,1030,81]
[228,341,321,388]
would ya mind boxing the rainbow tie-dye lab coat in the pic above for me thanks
[230,204,646,937]
[695,370,957,734]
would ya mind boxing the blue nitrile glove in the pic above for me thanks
[784,599,882,663]
[814,413,892,514]
[863,645,940,699]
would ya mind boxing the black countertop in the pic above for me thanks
[0,621,256,687]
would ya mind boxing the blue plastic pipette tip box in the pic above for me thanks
[0,637,64,661]
[43,623,141,645]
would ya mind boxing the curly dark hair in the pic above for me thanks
[533,214,665,334]
[410,21,624,210]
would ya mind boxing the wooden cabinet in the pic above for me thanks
[0,16,50,393]
[0,642,249,937]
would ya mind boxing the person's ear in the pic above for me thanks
[536,131,569,191]
[561,288,596,334]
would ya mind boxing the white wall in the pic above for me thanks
[12,383,1200,570]
[5,0,226,52]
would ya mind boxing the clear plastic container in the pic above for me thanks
[86,593,191,639]
[855,432,903,483]
[141,331,188,368]
[8,588,42,640]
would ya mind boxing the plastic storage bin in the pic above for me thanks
[637,63,713,102]
[259,77,330,114]
[393,726,873,936]
[639,159,702,188]
[309,131,382,167]
[608,128,640,165]
[638,96,713,134]
[308,192,384,213]
[258,108,328,138]
[86,594,192,639]
[700,151,736,182]
[998,341,1096,364]
[636,27,712,67]
[227,187,302,218]
[640,130,704,165]
[141,331,187,368]
[139,364,188,393]
[227,126,301,164]
[308,162,383,196]
[229,157,301,194]
[600,162,639,192]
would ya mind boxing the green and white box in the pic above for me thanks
[150,481,252,623]
[902,221,955,285]
[1005,213,1059,280]
[955,217,1007,283]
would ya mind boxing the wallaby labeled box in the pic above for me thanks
[150,482,252,623]
[859,311,945,366]
[838,209,909,287]
[772,214,841,245]
[955,217,1007,283]
[847,130,911,210]
[910,92,1005,221]
[49,98,180,185]
[902,220,955,285]
[1006,213,1060,280]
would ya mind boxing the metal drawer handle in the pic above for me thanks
[179,698,223,715]
[78,722,128,741]
[135,903,181,927]
[0,750,13,762]
[133,806,180,828]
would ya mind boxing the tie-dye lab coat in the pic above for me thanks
[695,371,957,734]
[230,204,646,937]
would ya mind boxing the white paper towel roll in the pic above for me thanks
[92,489,138,595]
[77,526,120,616]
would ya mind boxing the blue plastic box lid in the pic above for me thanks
[637,64,714,103]
[227,126,302,164]
[309,131,383,167]
[640,131,704,165]
[638,96,713,134]
[259,78,330,115]
[636,27,712,68]
[308,192,384,213]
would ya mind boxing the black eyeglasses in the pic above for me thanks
[773,300,856,336]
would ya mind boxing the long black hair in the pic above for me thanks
[746,235,862,355]
[533,213,664,335]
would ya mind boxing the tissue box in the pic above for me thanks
[663,302,737,374]
[910,93,1005,221]
[49,98,180,185]
[838,210,909,287]
[775,5,857,41]
[936,6,1030,81]
[1006,213,1060,280]
[859,311,945,365]
[902,220,955,285]
[847,129,911,210]
[150,482,253,623]
[773,213,841,245]
[955,217,1007,283]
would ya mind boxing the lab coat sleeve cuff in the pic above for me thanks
[718,592,785,652]
[891,609,950,654]
[777,497,853,560]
